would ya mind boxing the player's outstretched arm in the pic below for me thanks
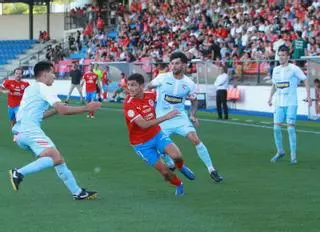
[0,87,9,94]
[43,108,58,119]
[134,109,179,129]
[52,102,101,115]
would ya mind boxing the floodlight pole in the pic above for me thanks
[29,2,34,39]
[46,0,50,36]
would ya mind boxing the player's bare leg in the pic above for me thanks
[164,143,195,180]
[153,159,184,196]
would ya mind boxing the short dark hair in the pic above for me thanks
[170,52,188,64]
[34,61,53,78]
[128,73,145,85]
[314,78,320,83]
[14,67,23,73]
[278,45,290,54]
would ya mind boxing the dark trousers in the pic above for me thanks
[216,89,228,119]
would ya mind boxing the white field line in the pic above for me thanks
[101,106,320,135]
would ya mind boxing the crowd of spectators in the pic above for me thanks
[65,0,320,80]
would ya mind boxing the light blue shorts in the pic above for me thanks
[132,131,173,166]
[8,106,19,121]
[86,91,97,102]
[161,120,196,137]
[274,106,298,124]
[14,129,56,157]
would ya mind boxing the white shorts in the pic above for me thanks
[160,120,196,137]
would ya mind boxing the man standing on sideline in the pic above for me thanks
[0,67,29,127]
[124,73,195,196]
[214,66,229,120]
[9,61,101,200]
[147,52,223,183]
[81,64,100,119]
[268,45,311,164]
[65,63,84,104]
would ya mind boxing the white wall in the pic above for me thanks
[0,13,64,40]
[25,80,314,116]
[197,84,314,116]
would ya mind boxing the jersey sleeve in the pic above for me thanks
[188,80,197,100]
[39,83,61,106]
[150,74,165,88]
[2,80,9,89]
[293,65,307,81]
[124,102,141,123]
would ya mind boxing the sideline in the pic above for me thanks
[100,106,320,135]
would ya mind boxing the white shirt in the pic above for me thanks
[273,39,286,61]
[272,63,307,107]
[151,72,197,127]
[13,81,61,132]
[214,73,229,90]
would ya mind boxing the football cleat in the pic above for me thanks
[270,152,285,163]
[73,188,97,200]
[9,169,24,191]
[175,183,184,196]
[290,159,298,165]
[210,170,223,183]
[180,165,195,180]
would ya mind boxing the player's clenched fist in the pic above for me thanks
[164,109,179,120]
[86,102,102,112]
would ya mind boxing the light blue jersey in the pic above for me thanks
[151,72,197,136]
[12,81,61,156]
[272,63,307,107]
[272,63,307,124]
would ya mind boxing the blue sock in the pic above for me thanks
[196,142,214,171]
[274,125,284,153]
[160,153,175,168]
[18,157,54,176]
[55,163,82,195]
[287,126,296,155]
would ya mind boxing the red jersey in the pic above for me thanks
[102,71,109,84]
[124,92,160,145]
[83,72,98,92]
[2,80,29,107]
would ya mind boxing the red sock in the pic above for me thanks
[170,175,182,186]
[103,92,107,99]
[91,111,95,116]
[175,159,184,169]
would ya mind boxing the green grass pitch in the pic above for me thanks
[0,96,319,232]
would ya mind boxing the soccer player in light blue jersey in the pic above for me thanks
[268,45,311,164]
[9,61,102,200]
[147,52,223,182]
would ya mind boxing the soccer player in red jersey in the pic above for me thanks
[123,73,195,196]
[81,64,100,118]
[102,66,111,101]
[0,67,29,127]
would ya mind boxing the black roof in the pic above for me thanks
[1,0,52,4]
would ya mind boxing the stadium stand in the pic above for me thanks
[0,40,37,65]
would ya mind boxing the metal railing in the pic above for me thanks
[15,57,319,85]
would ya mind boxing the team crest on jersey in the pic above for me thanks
[148,99,154,107]
[164,94,183,104]
[276,81,290,89]
[127,110,135,118]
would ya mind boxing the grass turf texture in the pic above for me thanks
[0,96,319,232]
